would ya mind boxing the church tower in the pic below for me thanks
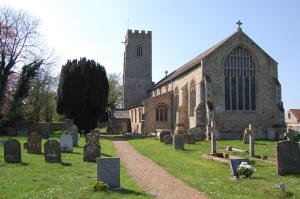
[123,30,152,108]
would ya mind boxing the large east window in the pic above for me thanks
[224,46,256,111]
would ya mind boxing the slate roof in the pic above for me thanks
[151,31,236,89]
[151,28,277,90]
[290,109,300,123]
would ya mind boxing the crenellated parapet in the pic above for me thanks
[126,29,152,40]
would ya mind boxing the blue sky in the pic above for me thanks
[1,0,300,110]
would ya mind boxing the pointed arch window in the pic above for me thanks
[156,105,168,122]
[224,46,256,111]
[137,44,142,56]
[189,81,196,116]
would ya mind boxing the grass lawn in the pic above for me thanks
[127,137,300,199]
[0,131,153,199]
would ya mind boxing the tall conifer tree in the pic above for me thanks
[57,58,109,134]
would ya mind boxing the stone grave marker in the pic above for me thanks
[285,129,295,141]
[243,128,250,144]
[27,132,41,154]
[60,132,73,152]
[156,129,172,142]
[84,143,101,162]
[249,124,255,157]
[85,132,99,145]
[229,159,250,176]
[0,140,7,145]
[96,157,121,188]
[164,135,172,144]
[4,139,21,163]
[44,139,61,163]
[276,140,300,175]
[173,134,184,150]
[41,123,53,139]
[70,132,79,147]
[24,142,28,149]
[184,134,195,144]
[210,121,216,155]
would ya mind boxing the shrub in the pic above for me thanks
[91,181,108,192]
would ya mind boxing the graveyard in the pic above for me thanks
[0,131,152,199]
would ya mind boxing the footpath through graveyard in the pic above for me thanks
[102,136,208,199]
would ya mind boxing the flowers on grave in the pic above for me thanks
[237,161,255,177]
[91,181,108,192]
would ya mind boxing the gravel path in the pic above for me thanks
[103,136,208,199]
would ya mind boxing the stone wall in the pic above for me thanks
[107,119,130,133]
[142,92,173,133]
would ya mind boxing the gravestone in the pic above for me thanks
[164,135,172,144]
[70,132,78,147]
[243,128,250,144]
[4,139,21,163]
[84,143,101,162]
[44,139,61,163]
[24,142,28,149]
[0,140,7,145]
[184,134,195,144]
[285,129,295,141]
[210,121,216,155]
[60,132,73,152]
[229,159,250,176]
[85,132,99,145]
[96,157,120,188]
[41,123,53,139]
[249,124,255,157]
[276,140,300,175]
[27,132,41,154]
[173,134,184,150]
[157,129,172,142]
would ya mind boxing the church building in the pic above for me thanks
[122,22,285,139]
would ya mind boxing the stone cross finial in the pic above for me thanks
[165,70,168,77]
[236,20,243,30]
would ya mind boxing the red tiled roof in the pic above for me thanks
[290,109,300,122]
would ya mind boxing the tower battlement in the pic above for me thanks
[126,29,152,40]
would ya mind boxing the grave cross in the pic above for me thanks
[249,124,255,157]
[211,121,216,155]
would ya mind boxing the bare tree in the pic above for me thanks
[0,6,46,108]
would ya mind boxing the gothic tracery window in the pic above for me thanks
[224,46,256,111]
[174,87,179,110]
[156,106,168,122]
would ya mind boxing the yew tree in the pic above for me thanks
[56,58,109,134]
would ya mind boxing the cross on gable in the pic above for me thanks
[236,20,242,30]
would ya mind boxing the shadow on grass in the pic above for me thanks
[76,146,84,148]
[117,188,149,197]
[255,143,267,145]
[20,162,30,166]
[101,153,112,157]
[61,162,72,166]
[72,152,82,154]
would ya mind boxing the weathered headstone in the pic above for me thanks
[211,121,216,155]
[85,132,99,145]
[248,124,255,157]
[184,134,195,144]
[285,129,295,141]
[84,143,101,162]
[173,134,184,150]
[24,142,28,149]
[164,135,172,144]
[276,140,300,175]
[60,132,73,152]
[41,123,53,139]
[96,157,120,188]
[229,159,250,176]
[27,132,41,154]
[156,129,172,142]
[4,139,21,163]
[243,128,250,144]
[70,132,79,147]
[44,139,61,163]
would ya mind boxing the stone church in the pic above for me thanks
[122,22,285,139]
